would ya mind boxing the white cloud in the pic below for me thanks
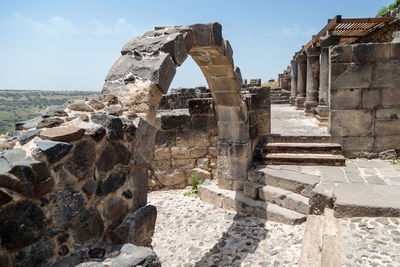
[12,12,80,35]
[278,24,316,38]
[91,18,136,35]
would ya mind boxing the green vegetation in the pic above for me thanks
[377,0,400,15]
[390,156,400,165]
[0,90,99,133]
[184,174,204,197]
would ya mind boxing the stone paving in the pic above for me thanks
[339,217,400,266]
[271,104,329,136]
[148,188,304,266]
[265,159,400,186]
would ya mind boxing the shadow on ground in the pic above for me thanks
[194,213,268,267]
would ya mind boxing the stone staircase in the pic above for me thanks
[270,87,290,104]
[198,165,325,225]
[263,137,346,166]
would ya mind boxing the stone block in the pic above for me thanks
[37,117,64,129]
[217,177,244,191]
[382,87,400,107]
[132,118,157,166]
[213,92,242,106]
[218,121,249,142]
[218,141,251,158]
[191,114,217,131]
[150,160,171,170]
[109,205,157,247]
[72,207,104,244]
[375,135,400,151]
[0,200,46,250]
[190,147,208,158]
[14,239,55,267]
[330,88,361,110]
[154,169,186,186]
[103,196,128,229]
[361,88,382,109]
[329,110,373,137]
[208,147,218,158]
[171,146,190,159]
[96,143,131,173]
[243,181,263,200]
[40,127,84,142]
[352,43,390,64]
[129,166,148,211]
[160,112,191,131]
[91,114,123,141]
[65,140,96,180]
[153,147,170,160]
[375,120,400,135]
[176,131,210,147]
[105,53,176,94]
[196,158,209,169]
[330,63,372,89]
[18,129,42,145]
[217,155,249,181]
[371,61,400,88]
[154,131,176,147]
[330,45,352,64]
[171,159,195,169]
[188,98,214,114]
[375,108,400,120]
[34,140,72,164]
[96,169,128,196]
[190,168,211,182]
[189,22,222,48]
[332,136,374,153]
[391,42,400,60]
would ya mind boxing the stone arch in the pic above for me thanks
[102,23,251,190]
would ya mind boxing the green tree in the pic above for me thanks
[377,0,400,15]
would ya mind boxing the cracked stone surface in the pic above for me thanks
[148,188,304,266]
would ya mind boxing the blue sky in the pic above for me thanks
[0,0,394,91]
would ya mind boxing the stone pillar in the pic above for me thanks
[290,58,298,105]
[295,53,307,109]
[315,46,330,125]
[304,46,321,114]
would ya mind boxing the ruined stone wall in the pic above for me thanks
[0,96,157,266]
[329,42,400,158]
[355,8,400,44]
[149,86,270,190]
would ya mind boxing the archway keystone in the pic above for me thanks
[102,22,251,190]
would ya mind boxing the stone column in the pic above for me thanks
[295,53,307,109]
[290,58,298,105]
[316,35,341,125]
[304,46,321,114]
[315,46,330,125]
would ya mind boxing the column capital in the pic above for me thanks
[297,53,307,62]
[319,34,341,47]
[306,46,321,57]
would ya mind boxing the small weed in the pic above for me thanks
[390,156,400,165]
[184,174,203,197]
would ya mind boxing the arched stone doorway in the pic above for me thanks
[102,23,251,190]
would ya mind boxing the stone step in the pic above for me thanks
[258,185,310,214]
[198,179,306,225]
[248,167,320,197]
[263,153,346,166]
[267,135,332,143]
[333,183,400,218]
[264,142,342,154]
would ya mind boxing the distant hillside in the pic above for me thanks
[0,90,100,133]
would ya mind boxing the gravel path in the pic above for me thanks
[339,217,400,266]
[148,188,305,266]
